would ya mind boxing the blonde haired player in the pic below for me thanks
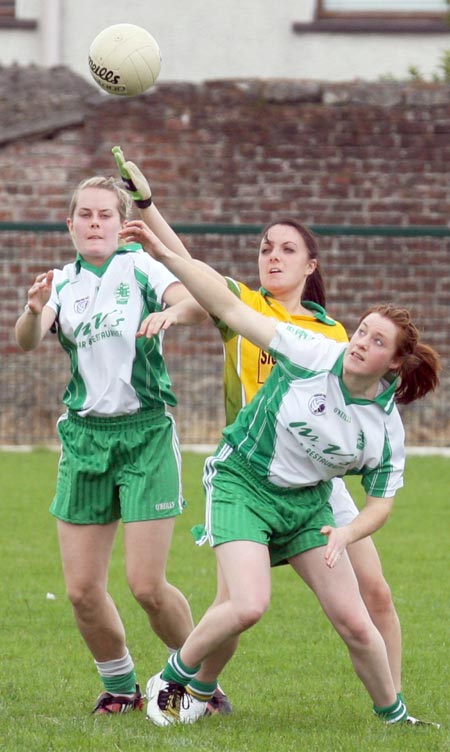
[15,174,233,715]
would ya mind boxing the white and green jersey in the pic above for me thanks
[46,243,179,417]
[223,322,405,498]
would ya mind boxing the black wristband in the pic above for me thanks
[135,196,153,209]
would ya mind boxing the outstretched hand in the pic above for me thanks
[119,220,170,262]
[112,146,153,209]
[137,309,183,338]
[26,270,54,314]
[320,525,351,569]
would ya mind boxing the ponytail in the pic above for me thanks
[302,264,326,308]
[395,343,441,404]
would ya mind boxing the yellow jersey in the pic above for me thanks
[215,279,349,425]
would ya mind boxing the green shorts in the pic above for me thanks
[201,443,335,566]
[50,408,185,525]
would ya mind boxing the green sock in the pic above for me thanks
[102,669,137,695]
[187,678,217,701]
[161,650,201,686]
[374,697,407,724]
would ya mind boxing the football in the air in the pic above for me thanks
[88,23,162,96]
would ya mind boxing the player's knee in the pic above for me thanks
[336,612,375,649]
[66,582,103,612]
[362,577,394,615]
[233,594,270,632]
[131,580,165,612]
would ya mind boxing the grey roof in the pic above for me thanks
[0,64,101,145]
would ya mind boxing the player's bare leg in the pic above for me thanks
[57,520,142,713]
[124,518,194,648]
[348,536,402,692]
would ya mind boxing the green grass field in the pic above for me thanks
[0,450,448,752]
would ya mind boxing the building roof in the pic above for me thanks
[0,64,100,145]
[3,63,450,150]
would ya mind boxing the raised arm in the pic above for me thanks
[112,145,226,285]
[113,144,191,259]
[15,270,56,351]
[120,220,277,352]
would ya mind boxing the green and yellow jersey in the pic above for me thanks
[214,279,348,425]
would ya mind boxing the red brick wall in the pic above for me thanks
[1,79,449,445]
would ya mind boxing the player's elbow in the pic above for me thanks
[15,327,40,352]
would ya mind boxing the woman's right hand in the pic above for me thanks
[119,220,170,262]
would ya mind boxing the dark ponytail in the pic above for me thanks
[303,265,326,309]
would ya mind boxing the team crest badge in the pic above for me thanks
[115,282,130,304]
[74,297,89,314]
[308,394,326,416]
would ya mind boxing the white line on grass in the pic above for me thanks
[1,444,450,456]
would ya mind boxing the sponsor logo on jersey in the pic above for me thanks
[74,297,89,314]
[289,420,356,467]
[258,349,276,383]
[115,282,131,305]
[285,323,316,341]
[74,309,125,348]
[308,394,326,415]
[289,422,319,443]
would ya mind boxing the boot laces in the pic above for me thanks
[158,682,186,713]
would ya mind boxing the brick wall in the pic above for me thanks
[1,78,449,445]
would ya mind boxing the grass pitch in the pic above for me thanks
[0,450,448,751]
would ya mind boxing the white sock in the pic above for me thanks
[94,648,134,678]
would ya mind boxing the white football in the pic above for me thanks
[88,23,161,96]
